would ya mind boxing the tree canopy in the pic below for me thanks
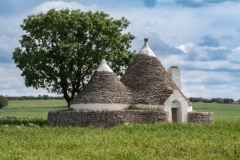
[0,95,8,109]
[12,9,136,107]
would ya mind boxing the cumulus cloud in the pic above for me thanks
[32,1,97,13]
[180,66,240,99]
[177,43,194,54]
[0,63,59,96]
[227,46,240,62]
[128,29,184,59]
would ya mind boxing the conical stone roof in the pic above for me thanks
[70,57,132,104]
[121,39,191,106]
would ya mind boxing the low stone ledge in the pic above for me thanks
[47,110,168,127]
[188,112,214,124]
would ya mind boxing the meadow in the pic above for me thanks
[1,100,240,119]
[193,102,240,118]
[0,100,240,159]
[0,100,67,118]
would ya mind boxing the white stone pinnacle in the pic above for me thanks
[97,57,113,72]
[138,38,156,57]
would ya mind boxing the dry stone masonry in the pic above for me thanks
[121,54,191,106]
[70,71,132,104]
[188,112,214,124]
[47,110,169,127]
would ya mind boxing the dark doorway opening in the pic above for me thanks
[172,108,178,123]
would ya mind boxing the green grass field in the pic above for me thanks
[0,100,67,118]
[0,100,240,159]
[0,119,239,159]
[193,102,240,118]
[1,100,240,119]
[7,99,67,108]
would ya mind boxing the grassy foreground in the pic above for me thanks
[0,118,240,159]
[0,101,240,159]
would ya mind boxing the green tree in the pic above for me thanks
[0,95,8,109]
[37,95,42,100]
[217,98,224,103]
[18,96,25,100]
[28,95,36,100]
[42,95,49,100]
[12,9,136,107]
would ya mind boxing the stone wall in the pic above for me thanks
[47,110,168,127]
[188,112,214,124]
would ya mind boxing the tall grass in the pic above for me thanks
[0,118,239,159]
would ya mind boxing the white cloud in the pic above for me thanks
[32,1,97,14]
[177,43,194,53]
[0,35,18,52]
[228,46,240,62]
[0,63,58,96]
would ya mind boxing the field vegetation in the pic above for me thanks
[0,100,240,159]
[0,118,240,159]
[193,102,240,118]
[0,100,67,118]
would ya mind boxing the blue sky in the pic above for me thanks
[0,0,240,100]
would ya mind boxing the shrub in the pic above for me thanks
[0,95,8,109]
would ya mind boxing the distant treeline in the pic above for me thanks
[5,95,64,100]
[2,95,240,103]
[189,97,240,104]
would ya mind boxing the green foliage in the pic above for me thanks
[42,95,49,100]
[18,96,25,100]
[0,95,8,109]
[37,94,42,100]
[27,95,36,100]
[0,119,240,159]
[12,9,136,106]
[189,97,235,103]
[217,98,224,103]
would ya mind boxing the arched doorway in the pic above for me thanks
[171,100,182,123]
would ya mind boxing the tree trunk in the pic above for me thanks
[62,87,72,108]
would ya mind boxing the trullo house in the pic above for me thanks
[70,38,193,123]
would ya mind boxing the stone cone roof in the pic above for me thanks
[121,39,191,106]
[70,58,132,104]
